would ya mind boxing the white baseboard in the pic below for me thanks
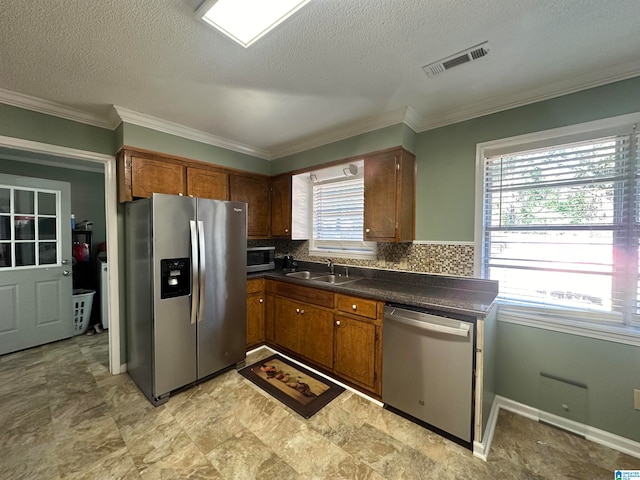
[473,396,501,460]
[119,363,127,373]
[477,395,640,460]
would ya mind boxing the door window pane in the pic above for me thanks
[14,190,34,214]
[0,189,9,213]
[15,242,35,266]
[0,186,61,269]
[0,216,9,240]
[0,243,10,267]
[38,192,56,215]
[15,217,35,240]
[39,242,57,265]
[38,218,57,240]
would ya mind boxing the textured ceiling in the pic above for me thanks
[1,0,640,159]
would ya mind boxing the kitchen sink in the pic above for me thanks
[310,274,359,285]
[285,271,359,285]
[285,271,316,279]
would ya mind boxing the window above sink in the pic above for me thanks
[292,159,377,260]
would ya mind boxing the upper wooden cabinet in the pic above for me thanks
[131,155,186,199]
[229,174,270,239]
[118,148,230,203]
[186,167,228,200]
[364,148,415,242]
[270,175,292,239]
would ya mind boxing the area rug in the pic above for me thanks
[238,354,345,419]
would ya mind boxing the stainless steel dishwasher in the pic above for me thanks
[382,304,475,444]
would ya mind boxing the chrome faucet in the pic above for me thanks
[327,258,334,275]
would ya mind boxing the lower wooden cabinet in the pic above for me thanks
[246,279,265,349]
[334,314,378,392]
[249,279,383,397]
[274,296,334,370]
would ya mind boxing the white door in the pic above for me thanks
[0,174,73,355]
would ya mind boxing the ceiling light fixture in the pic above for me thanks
[197,0,310,48]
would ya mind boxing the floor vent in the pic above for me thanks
[423,42,490,78]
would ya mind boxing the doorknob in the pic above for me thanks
[62,259,69,265]
[63,270,71,276]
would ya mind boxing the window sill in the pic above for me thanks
[497,305,640,347]
[308,248,377,261]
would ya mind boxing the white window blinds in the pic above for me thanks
[481,126,640,327]
[313,177,364,241]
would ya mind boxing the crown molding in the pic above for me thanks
[413,60,640,133]
[0,88,117,130]
[112,106,271,160]
[269,106,416,159]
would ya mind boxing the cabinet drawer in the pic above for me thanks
[336,294,379,319]
[275,281,334,309]
[247,278,264,294]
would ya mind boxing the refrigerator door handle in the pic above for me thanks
[197,220,206,322]
[189,220,199,325]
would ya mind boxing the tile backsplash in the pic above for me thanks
[248,240,475,277]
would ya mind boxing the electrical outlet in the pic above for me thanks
[635,389,640,411]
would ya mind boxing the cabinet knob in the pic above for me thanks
[300,309,304,314]
[285,228,289,233]
[365,228,370,233]
[335,320,341,326]
[259,298,263,303]
[352,304,357,310]
[296,308,300,313]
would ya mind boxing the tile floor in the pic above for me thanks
[1,333,638,479]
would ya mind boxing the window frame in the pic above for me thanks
[475,112,640,346]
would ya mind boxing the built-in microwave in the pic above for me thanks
[247,246,275,272]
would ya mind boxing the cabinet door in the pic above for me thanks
[229,175,270,238]
[246,293,265,348]
[274,297,300,352]
[364,150,398,240]
[364,149,415,242]
[334,315,377,390]
[299,304,334,369]
[187,167,228,200]
[131,156,186,198]
[271,175,291,238]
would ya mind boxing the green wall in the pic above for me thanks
[497,322,640,441]
[0,104,115,155]
[121,123,270,175]
[415,75,640,241]
[271,123,416,175]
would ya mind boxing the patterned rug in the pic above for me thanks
[238,354,345,418]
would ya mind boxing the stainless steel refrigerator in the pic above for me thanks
[125,193,247,406]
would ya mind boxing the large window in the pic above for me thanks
[478,116,640,338]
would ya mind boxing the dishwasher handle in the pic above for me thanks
[386,311,470,338]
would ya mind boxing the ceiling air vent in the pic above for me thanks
[422,42,490,78]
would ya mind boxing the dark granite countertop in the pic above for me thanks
[248,260,498,318]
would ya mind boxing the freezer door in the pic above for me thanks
[196,199,247,379]
[152,194,198,397]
